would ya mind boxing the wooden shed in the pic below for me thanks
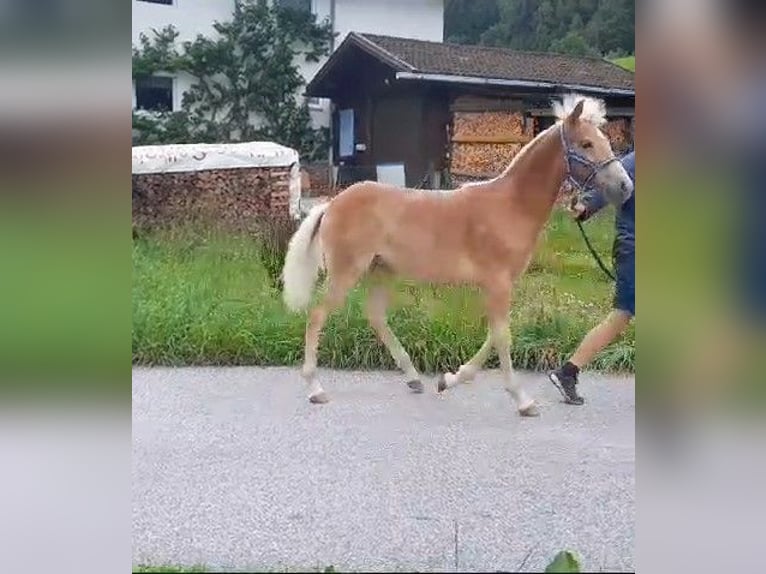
[305,33,635,189]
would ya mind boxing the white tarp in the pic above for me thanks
[132,141,300,175]
[132,140,302,219]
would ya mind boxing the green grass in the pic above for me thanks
[132,209,633,373]
[611,55,635,72]
[134,551,581,572]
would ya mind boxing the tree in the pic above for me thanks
[480,0,537,49]
[444,0,500,45]
[446,0,634,58]
[585,0,634,56]
[550,30,599,57]
[132,0,335,161]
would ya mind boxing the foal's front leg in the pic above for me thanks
[437,331,492,392]
[486,287,539,417]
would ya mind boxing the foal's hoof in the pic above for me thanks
[407,380,424,394]
[437,372,459,392]
[309,392,329,405]
[518,402,540,417]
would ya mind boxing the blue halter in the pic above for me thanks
[560,123,621,196]
[559,123,622,282]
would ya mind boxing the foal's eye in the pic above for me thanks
[581,140,593,149]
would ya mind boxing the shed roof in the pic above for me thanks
[306,33,634,98]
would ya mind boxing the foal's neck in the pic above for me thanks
[497,124,566,207]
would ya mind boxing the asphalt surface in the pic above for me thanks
[132,367,635,572]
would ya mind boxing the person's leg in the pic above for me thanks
[550,246,634,404]
[570,309,633,367]
[550,309,632,404]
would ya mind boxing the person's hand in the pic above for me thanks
[569,201,587,221]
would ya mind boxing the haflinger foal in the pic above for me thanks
[281,94,633,417]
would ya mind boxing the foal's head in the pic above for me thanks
[553,94,633,206]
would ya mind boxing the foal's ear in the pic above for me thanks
[567,99,585,124]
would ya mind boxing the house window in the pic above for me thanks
[135,76,174,112]
[276,0,312,13]
[338,108,355,158]
[137,0,174,5]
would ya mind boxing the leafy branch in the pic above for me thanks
[131,0,335,161]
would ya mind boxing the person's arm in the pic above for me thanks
[574,190,609,222]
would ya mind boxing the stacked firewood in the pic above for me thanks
[132,166,292,231]
[603,118,633,153]
[451,142,528,177]
[449,111,536,178]
[452,110,527,138]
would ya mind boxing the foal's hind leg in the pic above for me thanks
[485,285,539,417]
[366,282,423,393]
[437,330,493,392]
[302,272,359,404]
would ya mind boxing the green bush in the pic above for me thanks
[132,209,634,373]
[545,550,582,573]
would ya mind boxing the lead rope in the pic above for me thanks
[576,218,616,282]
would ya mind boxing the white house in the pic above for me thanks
[132,0,237,114]
[132,0,444,129]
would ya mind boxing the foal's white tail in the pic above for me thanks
[281,202,329,312]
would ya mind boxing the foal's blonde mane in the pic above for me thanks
[552,93,608,127]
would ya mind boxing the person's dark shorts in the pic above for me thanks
[613,240,635,317]
[734,157,766,325]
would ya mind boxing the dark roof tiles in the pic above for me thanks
[356,33,633,91]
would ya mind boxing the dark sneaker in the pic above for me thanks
[549,368,585,405]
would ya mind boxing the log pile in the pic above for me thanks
[449,111,536,183]
[300,162,336,198]
[603,118,633,154]
[453,110,527,139]
[132,166,293,231]
[451,142,527,178]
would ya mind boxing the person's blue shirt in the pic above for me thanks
[578,149,635,316]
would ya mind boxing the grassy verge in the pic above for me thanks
[611,55,635,71]
[132,209,633,373]
[134,551,582,572]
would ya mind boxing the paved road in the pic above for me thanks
[133,367,634,572]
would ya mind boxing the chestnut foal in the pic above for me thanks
[282,94,633,417]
